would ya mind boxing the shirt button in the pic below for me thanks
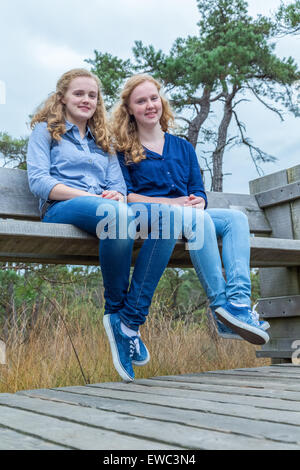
[89,159,92,163]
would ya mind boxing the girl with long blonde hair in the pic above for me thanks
[111,73,270,346]
[27,68,184,382]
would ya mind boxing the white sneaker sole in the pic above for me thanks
[215,307,270,345]
[103,315,134,382]
[218,321,270,341]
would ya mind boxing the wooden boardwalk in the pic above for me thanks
[0,364,300,450]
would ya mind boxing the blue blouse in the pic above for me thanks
[27,121,126,216]
[118,132,207,208]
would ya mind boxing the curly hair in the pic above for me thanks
[110,74,175,163]
[30,68,111,153]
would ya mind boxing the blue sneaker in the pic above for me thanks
[252,303,270,332]
[132,332,150,366]
[211,311,242,340]
[212,308,270,340]
[215,303,270,345]
[103,314,135,382]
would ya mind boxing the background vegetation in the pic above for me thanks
[0,264,266,393]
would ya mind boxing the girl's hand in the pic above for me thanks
[101,190,125,202]
[184,194,205,209]
[169,196,190,206]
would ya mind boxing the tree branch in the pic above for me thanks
[232,109,277,176]
[246,84,285,121]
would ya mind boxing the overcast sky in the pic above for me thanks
[0,0,299,193]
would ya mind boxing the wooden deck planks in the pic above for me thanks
[0,364,299,449]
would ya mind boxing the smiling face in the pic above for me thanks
[61,76,98,126]
[128,80,163,130]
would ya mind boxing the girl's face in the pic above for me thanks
[61,76,98,125]
[128,80,162,130]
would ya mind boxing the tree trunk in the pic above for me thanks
[187,86,211,148]
[212,89,236,192]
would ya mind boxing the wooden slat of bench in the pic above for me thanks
[255,181,300,208]
[0,168,271,234]
[0,219,299,267]
[0,168,39,219]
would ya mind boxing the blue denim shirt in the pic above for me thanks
[27,121,126,217]
[118,132,207,208]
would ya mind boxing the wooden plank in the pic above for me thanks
[248,237,300,267]
[167,237,300,268]
[0,404,178,450]
[16,385,300,447]
[257,295,300,318]
[257,267,300,297]
[0,427,68,450]
[0,168,40,219]
[85,381,300,412]
[250,169,293,238]
[31,384,300,426]
[257,350,295,359]
[0,168,271,234]
[14,387,300,447]
[234,364,300,373]
[0,219,299,266]
[151,373,300,391]
[200,369,300,380]
[288,166,300,299]
[0,394,293,450]
[134,378,300,400]
[0,168,271,233]
[250,166,300,363]
[207,192,271,234]
[288,168,300,241]
[255,181,300,208]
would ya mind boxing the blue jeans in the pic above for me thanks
[166,206,251,310]
[189,208,251,308]
[42,197,180,331]
[43,198,251,330]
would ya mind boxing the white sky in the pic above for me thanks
[0,0,299,193]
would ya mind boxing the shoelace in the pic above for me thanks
[251,303,260,325]
[129,337,140,358]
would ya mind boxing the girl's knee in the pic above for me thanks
[230,209,249,227]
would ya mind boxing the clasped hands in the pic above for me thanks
[100,190,125,202]
[172,194,205,210]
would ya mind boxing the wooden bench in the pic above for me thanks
[0,165,299,363]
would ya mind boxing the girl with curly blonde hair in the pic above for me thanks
[109,73,270,349]
[31,68,111,153]
[110,74,174,163]
[27,69,185,383]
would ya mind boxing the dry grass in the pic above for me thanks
[0,304,270,394]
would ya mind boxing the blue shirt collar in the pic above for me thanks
[65,120,94,140]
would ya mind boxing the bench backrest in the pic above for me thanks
[0,168,272,235]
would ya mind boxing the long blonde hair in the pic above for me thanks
[110,74,175,163]
[31,68,111,153]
